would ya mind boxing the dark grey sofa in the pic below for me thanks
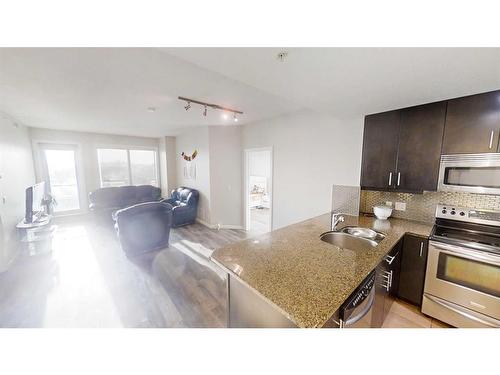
[88,185,162,218]
[114,201,173,257]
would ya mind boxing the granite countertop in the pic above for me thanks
[211,213,433,328]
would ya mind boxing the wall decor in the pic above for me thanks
[183,163,196,180]
[181,150,198,161]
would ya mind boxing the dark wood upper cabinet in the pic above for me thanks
[396,102,446,192]
[361,103,445,192]
[442,91,500,154]
[360,110,400,190]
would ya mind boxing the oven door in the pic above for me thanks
[424,241,500,321]
[438,153,500,195]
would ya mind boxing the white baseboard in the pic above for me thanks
[220,224,244,230]
[196,218,212,227]
[195,218,243,230]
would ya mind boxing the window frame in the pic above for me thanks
[96,145,159,188]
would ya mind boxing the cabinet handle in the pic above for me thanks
[397,172,401,186]
[489,130,495,149]
[385,254,396,265]
[380,270,393,292]
[388,172,392,186]
[419,242,424,257]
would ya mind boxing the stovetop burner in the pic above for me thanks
[431,204,500,255]
[432,225,500,249]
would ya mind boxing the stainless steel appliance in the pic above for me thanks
[437,153,500,195]
[337,270,376,328]
[422,204,500,328]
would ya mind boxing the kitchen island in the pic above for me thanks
[211,213,432,328]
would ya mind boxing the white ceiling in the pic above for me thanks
[1,48,500,137]
[166,48,500,117]
[0,48,298,137]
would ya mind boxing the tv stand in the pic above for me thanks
[16,215,57,255]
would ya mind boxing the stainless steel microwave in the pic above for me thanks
[438,153,500,195]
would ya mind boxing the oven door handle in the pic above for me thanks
[342,287,375,327]
[430,241,500,266]
[426,294,500,328]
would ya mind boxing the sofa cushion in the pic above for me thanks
[89,187,123,209]
[89,185,162,212]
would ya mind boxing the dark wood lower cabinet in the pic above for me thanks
[397,234,429,306]
[372,239,402,327]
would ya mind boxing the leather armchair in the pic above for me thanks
[162,187,199,227]
[114,201,173,256]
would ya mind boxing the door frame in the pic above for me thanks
[244,147,273,232]
[35,142,87,216]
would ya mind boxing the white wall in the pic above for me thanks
[29,128,160,209]
[175,126,211,223]
[165,136,177,193]
[209,126,242,228]
[159,136,177,196]
[242,109,364,229]
[0,116,35,271]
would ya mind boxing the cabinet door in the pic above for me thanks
[397,235,428,306]
[372,240,402,327]
[360,110,400,190]
[442,91,500,154]
[396,102,446,192]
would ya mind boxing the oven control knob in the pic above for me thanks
[451,210,456,215]
[460,211,465,216]
[441,209,447,214]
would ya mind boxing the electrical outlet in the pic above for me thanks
[385,201,393,207]
[395,202,406,211]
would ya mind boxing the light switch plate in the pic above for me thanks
[395,202,406,211]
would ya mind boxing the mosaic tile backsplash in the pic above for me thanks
[360,190,500,224]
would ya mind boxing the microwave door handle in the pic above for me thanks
[425,295,500,328]
[431,242,500,266]
[342,287,375,327]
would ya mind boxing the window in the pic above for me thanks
[97,148,158,187]
[130,150,158,186]
[43,147,81,212]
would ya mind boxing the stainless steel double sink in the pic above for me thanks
[320,226,386,250]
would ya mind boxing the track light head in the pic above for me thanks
[184,102,191,111]
[233,113,238,122]
[203,105,207,117]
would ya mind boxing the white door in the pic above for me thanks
[245,148,273,234]
[40,144,85,215]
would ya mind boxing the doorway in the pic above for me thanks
[245,148,273,235]
[39,144,85,215]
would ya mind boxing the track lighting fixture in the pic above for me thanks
[178,96,243,122]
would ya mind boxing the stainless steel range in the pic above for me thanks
[422,204,500,328]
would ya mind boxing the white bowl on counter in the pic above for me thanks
[373,205,393,220]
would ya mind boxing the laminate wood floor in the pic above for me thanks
[0,215,247,328]
[383,299,451,328]
[0,214,449,328]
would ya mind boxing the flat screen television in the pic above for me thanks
[25,182,46,223]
